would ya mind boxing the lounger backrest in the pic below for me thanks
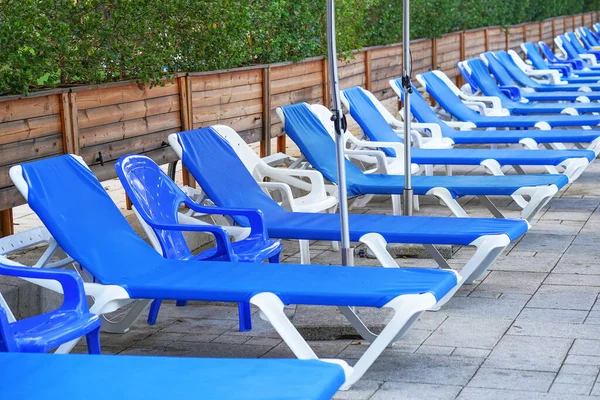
[465,59,512,102]
[538,41,561,63]
[558,35,582,60]
[522,42,548,70]
[341,87,402,157]
[583,27,600,45]
[566,32,587,54]
[493,51,538,87]
[278,103,367,193]
[481,52,520,86]
[116,155,192,260]
[418,72,481,121]
[175,128,286,219]
[17,155,161,283]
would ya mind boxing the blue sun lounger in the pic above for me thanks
[578,27,600,50]
[0,353,345,400]
[340,85,593,182]
[555,35,600,70]
[9,154,461,389]
[459,58,600,114]
[485,51,600,92]
[276,102,567,220]
[484,45,600,102]
[169,127,527,293]
[389,78,600,156]
[521,42,600,83]
[538,40,591,71]
[564,32,600,62]
[416,70,600,128]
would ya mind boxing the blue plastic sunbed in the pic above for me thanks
[538,40,591,71]
[417,70,600,128]
[389,78,600,156]
[276,103,568,220]
[0,353,345,400]
[486,51,600,92]
[460,58,600,114]
[340,85,594,182]
[565,32,600,62]
[578,27,600,49]
[169,127,528,293]
[8,154,462,389]
[555,35,600,70]
[521,42,600,82]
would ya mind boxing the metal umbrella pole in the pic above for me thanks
[401,0,413,215]
[327,0,353,266]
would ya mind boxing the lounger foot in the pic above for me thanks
[85,327,102,354]
[176,300,188,307]
[147,299,162,325]
[238,302,253,332]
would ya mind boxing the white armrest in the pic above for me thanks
[257,181,297,210]
[526,69,564,84]
[463,101,488,114]
[345,149,389,174]
[580,53,598,66]
[345,134,405,156]
[459,93,503,110]
[409,122,444,142]
[257,164,328,205]
[445,121,476,130]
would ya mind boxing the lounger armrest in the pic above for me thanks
[580,53,598,66]
[526,69,564,84]
[345,149,389,173]
[182,201,268,240]
[148,220,236,259]
[345,134,405,156]
[462,100,488,114]
[256,165,328,203]
[547,64,572,76]
[458,93,503,110]
[499,85,522,101]
[0,262,87,314]
[404,123,444,143]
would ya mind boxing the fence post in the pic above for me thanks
[539,21,543,41]
[68,93,80,155]
[505,28,509,51]
[431,38,438,70]
[364,50,372,92]
[0,209,13,238]
[178,75,195,189]
[457,32,466,87]
[484,28,489,51]
[552,19,556,50]
[522,24,527,43]
[322,58,330,108]
[261,66,272,158]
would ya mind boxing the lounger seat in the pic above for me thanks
[10,154,461,389]
[0,353,346,400]
[418,71,600,128]
[463,58,600,114]
[521,42,600,82]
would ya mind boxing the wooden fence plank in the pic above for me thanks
[261,67,272,158]
[0,209,13,237]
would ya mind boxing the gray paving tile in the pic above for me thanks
[513,233,574,254]
[516,308,588,324]
[458,386,593,400]
[475,271,547,295]
[528,285,599,310]
[369,382,462,400]
[484,335,572,372]
[439,294,530,319]
[362,354,483,386]
[333,380,382,400]
[452,348,491,358]
[424,316,512,349]
[468,367,555,392]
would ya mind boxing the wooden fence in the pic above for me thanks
[0,11,598,236]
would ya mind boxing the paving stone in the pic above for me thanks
[544,273,600,287]
[424,316,512,349]
[439,294,530,319]
[484,335,572,372]
[160,318,237,335]
[452,348,491,358]
[361,353,483,386]
[161,341,273,358]
[516,308,588,324]
[528,285,599,310]
[554,372,596,386]
[468,367,555,392]
[475,271,547,295]
[262,340,351,359]
[211,334,250,344]
[333,380,382,400]
[513,233,574,254]
[558,364,600,376]
[488,255,559,273]
[416,345,455,356]
[369,382,462,400]
[509,320,600,339]
[458,386,593,400]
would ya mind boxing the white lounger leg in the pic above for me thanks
[100,299,152,334]
[299,240,311,264]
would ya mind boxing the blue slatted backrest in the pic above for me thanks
[481,52,520,86]
[567,32,587,53]
[21,156,162,284]
[494,51,539,87]
[419,72,481,121]
[466,59,514,106]
[559,36,582,59]
[342,87,402,157]
[176,128,287,220]
[523,42,549,70]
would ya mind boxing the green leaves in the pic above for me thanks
[0,0,597,95]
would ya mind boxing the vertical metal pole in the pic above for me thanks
[327,0,353,266]
[401,0,413,215]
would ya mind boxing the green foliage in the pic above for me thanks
[0,0,598,95]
